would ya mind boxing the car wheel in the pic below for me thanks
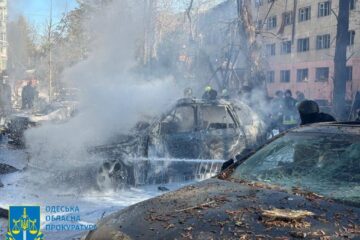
[96,160,130,190]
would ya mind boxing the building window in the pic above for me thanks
[318,1,331,17]
[256,19,263,29]
[281,41,291,54]
[297,38,310,52]
[299,6,311,22]
[348,30,355,46]
[266,16,277,29]
[350,0,356,10]
[266,71,275,83]
[280,70,291,83]
[346,66,353,81]
[283,11,293,26]
[316,67,329,81]
[297,69,309,82]
[266,43,276,56]
[316,34,331,49]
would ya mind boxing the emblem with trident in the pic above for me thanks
[6,207,44,240]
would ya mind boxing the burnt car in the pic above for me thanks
[84,122,360,239]
[0,88,79,146]
[95,98,267,188]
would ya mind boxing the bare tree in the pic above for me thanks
[236,0,264,88]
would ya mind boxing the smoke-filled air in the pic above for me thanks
[25,1,181,171]
[1,1,360,240]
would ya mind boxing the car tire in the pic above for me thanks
[96,160,131,190]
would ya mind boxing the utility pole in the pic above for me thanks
[48,0,53,102]
[333,0,350,120]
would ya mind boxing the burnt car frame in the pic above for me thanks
[0,88,79,146]
[95,98,267,188]
[85,122,360,239]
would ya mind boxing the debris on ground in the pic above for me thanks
[158,186,170,192]
[175,200,217,212]
[261,208,315,220]
[261,208,314,229]
[292,187,324,201]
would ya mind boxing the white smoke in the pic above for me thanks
[25,0,181,171]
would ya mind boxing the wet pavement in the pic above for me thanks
[0,137,195,240]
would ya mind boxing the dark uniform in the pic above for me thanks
[202,89,217,101]
[0,77,11,116]
[298,100,336,125]
[21,82,36,110]
[282,90,299,129]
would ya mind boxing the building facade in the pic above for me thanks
[0,0,6,72]
[257,0,360,104]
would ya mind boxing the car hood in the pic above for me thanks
[84,178,359,240]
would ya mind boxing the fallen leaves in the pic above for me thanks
[261,208,315,220]
[292,187,324,201]
[175,200,216,212]
[165,223,175,230]
[261,208,314,229]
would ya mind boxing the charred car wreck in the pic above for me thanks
[94,98,267,188]
[0,88,79,146]
[85,122,360,240]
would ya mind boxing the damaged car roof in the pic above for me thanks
[84,122,360,240]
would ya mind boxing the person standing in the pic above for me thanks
[297,100,336,125]
[0,75,12,115]
[282,90,299,129]
[270,90,285,131]
[21,81,36,110]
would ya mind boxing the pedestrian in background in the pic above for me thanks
[298,100,336,125]
[0,72,12,116]
[21,81,36,110]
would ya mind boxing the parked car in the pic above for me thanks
[0,88,79,146]
[94,98,267,188]
[84,122,360,239]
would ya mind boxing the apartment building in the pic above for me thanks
[0,0,6,72]
[257,0,360,103]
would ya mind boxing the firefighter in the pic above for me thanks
[295,91,306,103]
[202,86,217,101]
[297,100,336,125]
[221,88,230,100]
[282,90,299,129]
[183,87,193,98]
[21,81,36,110]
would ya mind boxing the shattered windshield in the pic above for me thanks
[231,132,360,204]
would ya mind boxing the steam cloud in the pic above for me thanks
[25,0,181,172]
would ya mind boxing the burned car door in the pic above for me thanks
[199,105,247,159]
[156,104,201,158]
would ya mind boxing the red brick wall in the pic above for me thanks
[266,57,360,103]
